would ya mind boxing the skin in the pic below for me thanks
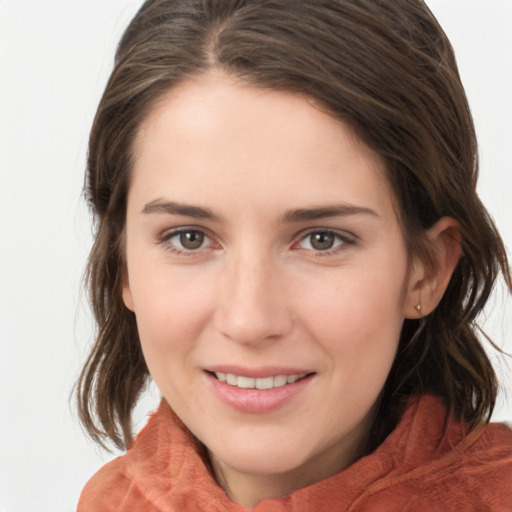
[122,73,460,508]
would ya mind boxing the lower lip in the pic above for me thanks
[205,372,314,414]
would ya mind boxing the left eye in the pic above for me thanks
[297,230,352,252]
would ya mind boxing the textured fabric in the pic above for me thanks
[78,395,512,511]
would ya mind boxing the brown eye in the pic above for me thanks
[296,229,355,254]
[179,230,205,250]
[309,232,336,250]
[160,228,216,256]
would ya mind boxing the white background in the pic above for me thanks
[0,1,511,511]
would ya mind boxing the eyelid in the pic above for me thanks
[157,226,220,255]
[156,225,356,257]
[292,228,357,254]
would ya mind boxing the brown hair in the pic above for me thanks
[77,0,511,451]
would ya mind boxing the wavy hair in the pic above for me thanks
[77,0,511,451]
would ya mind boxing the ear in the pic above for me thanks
[122,270,135,312]
[404,217,461,319]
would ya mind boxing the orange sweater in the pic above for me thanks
[78,395,512,511]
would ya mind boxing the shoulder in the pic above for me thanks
[77,455,165,512]
[470,420,512,457]
[76,400,222,511]
[443,419,512,477]
[358,397,512,511]
[400,412,512,510]
[77,456,137,512]
[457,420,512,483]
[77,403,170,512]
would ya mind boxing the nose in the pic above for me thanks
[213,250,294,346]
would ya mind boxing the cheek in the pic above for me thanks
[128,268,215,357]
[299,266,406,369]
[129,272,217,408]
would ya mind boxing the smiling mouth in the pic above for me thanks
[211,372,311,390]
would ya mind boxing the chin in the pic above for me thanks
[209,435,321,477]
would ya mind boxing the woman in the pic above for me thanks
[77,0,512,509]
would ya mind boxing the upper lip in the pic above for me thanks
[205,365,315,379]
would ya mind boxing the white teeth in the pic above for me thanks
[273,375,287,387]
[214,372,308,389]
[226,373,238,386]
[237,376,255,389]
[255,376,274,390]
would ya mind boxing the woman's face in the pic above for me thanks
[123,73,419,505]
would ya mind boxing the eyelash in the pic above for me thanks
[293,229,356,256]
[157,227,356,257]
[157,227,216,257]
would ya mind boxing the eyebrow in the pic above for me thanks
[141,199,220,221]
[141,199,378,223]
[281,204,379,222]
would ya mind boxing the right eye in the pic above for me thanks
[159,228,214,255]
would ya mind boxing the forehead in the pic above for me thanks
[130,73,396,219]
